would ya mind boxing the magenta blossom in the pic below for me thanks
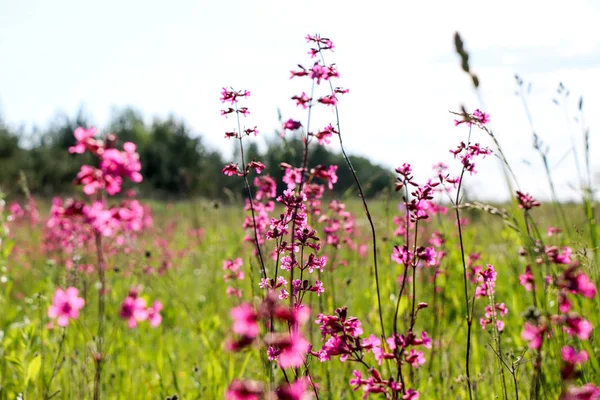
[283,119,302,131]
[48,287,85,327]
[230,303,259,339]
[120,294,148,328]
[147,301,163,327]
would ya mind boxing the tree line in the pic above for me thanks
[0,107,393,200]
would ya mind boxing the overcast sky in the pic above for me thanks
[1,0,599,201]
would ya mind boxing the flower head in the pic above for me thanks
[48,287,85,327]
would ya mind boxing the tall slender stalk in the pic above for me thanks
[516,81,570,233]
[455,125,474,400]
[235,106,267,281]
[318,49,385,339]
[93,232,105,400]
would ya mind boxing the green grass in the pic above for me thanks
[0,198,598,399]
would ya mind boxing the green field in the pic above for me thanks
[0,194,598,399]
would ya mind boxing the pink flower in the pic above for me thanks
[403,389,420,400]
[230,304,259,338]
[283,119,302,131]
[69,127,99,154]
[392,245,411,265]
[223,163,240,177]
[548,226,562,236]
[148,301,163,327]
[564,316,593,340]
[313,124,338,145]
[519,266,535,291]
[225,379,264,400]
[562,346,588,364]
[48,287,85,327]
[275,378,310,400]
[8,202,24,220]
[282,167,303,190]
[100,144,143,185]
[516,191,540,210]
[277,332,310,368]
[473,109,490,124]
[220,88,250,104]
[575,273,597,298]
[405,349,426,368]
[120,294,148,328]
[312,165,338,189]
[247,160,265,174]
[522,322,545,349]
[291,92,311,109]
[560,384,600,400]
[317,94,337,106]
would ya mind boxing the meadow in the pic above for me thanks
[0,33,598,400]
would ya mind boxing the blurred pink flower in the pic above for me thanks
[231,304,259,338]
[48,287,85,327]
[148,301,163,327]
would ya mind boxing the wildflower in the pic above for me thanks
[309,63,328,84]
[275,377,310,400]
[48,287,85,327]
[548,226,562,236]
[312,165,338,189]
[516,191,541,210]
[223,163,240,177]
[291,92,311,109]
[220,88,250,104]
[522,322,546,349]
[519,266,535,291]
[247,160,265,174]
[69,127,101,154]
[271,332,310,368]
[283,119,302,131]
[148,301,163,327]
[120,291,149,328]
[561,346,588,365]
[453,109,490,126]
[560,384,600,400]
[244,127,259,136]
[313,124,338,145]
[282,167,303,190]
[290,65,309,79]
[225,379,264,400]
[317,95,337,106]
[472,109,490,124]
[403,389,420,399]
[564,315,593,340]
[230,303,259,339]
[405,349,426,368]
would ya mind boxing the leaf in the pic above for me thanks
[25,354,41,386]
[4,355,23,372]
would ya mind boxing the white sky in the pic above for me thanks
[1,0,599,201]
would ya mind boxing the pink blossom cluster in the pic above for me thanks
[560,346,600,398]
[226,294,311,371]
[226,377,311,400]
[8,197,39,225]
[71,128,142,196]
[119,287,163,328]
[521,257,596,349]
[223,258,244,298]
[453,108,490,126]
[448,142,492,176]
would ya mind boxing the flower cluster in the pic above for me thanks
[119,287,163,328]
[223,258,244,298]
